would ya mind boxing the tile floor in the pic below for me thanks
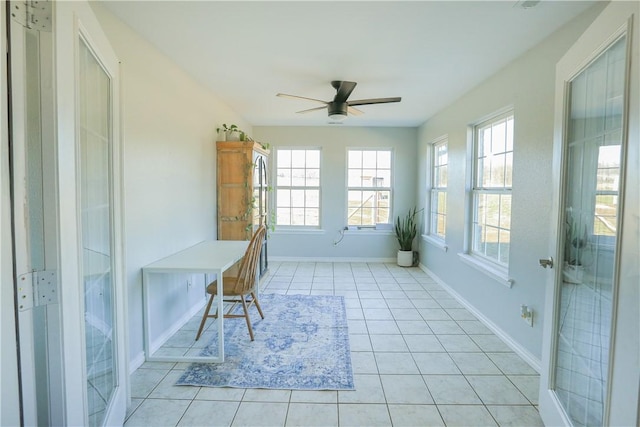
[126,262,543,427]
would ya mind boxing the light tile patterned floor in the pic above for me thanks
[126,262,543,427]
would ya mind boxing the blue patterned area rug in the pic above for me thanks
[176,293,354,390]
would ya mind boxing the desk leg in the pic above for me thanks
[142,270,151,361]
[216,269,225,362]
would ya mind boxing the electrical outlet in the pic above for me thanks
[186,279,192,291]
[520,304,533,327]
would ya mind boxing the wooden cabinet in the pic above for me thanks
[216,141,269,276]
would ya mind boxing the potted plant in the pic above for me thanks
[217,123,240,141]
[395,207,420,267]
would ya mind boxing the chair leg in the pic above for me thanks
[252,292,264,319]
[195,294,215,341]
[240,297,255,341]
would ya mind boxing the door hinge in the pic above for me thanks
[17,270,58,311]
[9,1,52,32]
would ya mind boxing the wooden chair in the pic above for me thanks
[195,225,267,341]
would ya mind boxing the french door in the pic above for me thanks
[6,1,127,425]
[539,3,639,426]
[54,1,128,425]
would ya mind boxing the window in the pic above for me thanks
[471,112,513,266]
[593,144,620,237]
[429,138,448,240]
[347,149,392,226]
[275,149,320,226]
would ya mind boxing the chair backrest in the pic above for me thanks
[233,225,266,294]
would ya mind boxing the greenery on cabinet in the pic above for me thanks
[216,123,270,149]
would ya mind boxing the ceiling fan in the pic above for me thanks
[277,80,401,121]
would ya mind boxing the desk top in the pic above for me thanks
[143,240,249,273]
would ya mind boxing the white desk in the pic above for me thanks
[142,240,249,363]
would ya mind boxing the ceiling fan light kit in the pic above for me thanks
[328,102,348,121]
[277,80,401,121]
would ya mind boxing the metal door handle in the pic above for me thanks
[539,257,554,269]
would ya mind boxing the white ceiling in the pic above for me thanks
[100,0,597,127]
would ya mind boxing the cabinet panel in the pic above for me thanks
[216,141,270,276]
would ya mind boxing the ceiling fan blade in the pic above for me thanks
[348,97,402,106]
[347,106,364,116]
[333,81,357,103]
[276,93,328,105]
[296,105,327,114]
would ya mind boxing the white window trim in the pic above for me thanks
[426,135,448,242]
[345,147,394,228]
[273,147,322,228]
[462,109,514,286]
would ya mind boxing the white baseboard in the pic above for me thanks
[129,351,146,374]
[269,256,396,263]
[149,299,206,355]
[419,263,542,373]
[129,298,206,374]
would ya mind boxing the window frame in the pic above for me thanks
[273,147,322,228]
[345,148,394,228]
[427,136,448,242]
[463,110,514,282]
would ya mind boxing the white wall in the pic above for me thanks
[92,4,250,365]
[416,4,606,362]
[253,126,417,261]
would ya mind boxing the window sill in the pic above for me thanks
[457,253,514,288]
[422,234,448,252]
[273,228,325,235]
[344,228,394,236]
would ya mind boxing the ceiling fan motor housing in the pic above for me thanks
[328,101,348,117]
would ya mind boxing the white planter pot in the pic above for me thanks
[397,250,413,267]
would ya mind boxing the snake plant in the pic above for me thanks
[395,207,420,251]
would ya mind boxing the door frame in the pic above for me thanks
[539,2,639,426]
[1,2,22,425]
[53,1,128,424]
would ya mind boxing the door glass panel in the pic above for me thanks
[555,35,626,426]
[78,37,116,427]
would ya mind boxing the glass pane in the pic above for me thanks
[306,150,320,168]
[347,191,362,207]
[492,120,506,153]
[305,208,319,226]
[306,190,319,208]
[291,208,305,225]
[377,207,389,224]
[278,149,291,167]
[378,150,391,168]
[79,39,115,427]
[348,170,362,187]
[291,150,305,168]
[438,165,448,187]
[500,194,512,230]
[291,190,305,207]
[277,169,291,186]
[490,154,505,187]
[291,168,305,186]
[555,35,626,427]
[276,189,290,208]
[362,151,376,168]
[377,170,391,187]
[362,169,377,186]
[277,208,290,225]
[506,117,514,152]
[306,168,320,187]
[348,150,362,168]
